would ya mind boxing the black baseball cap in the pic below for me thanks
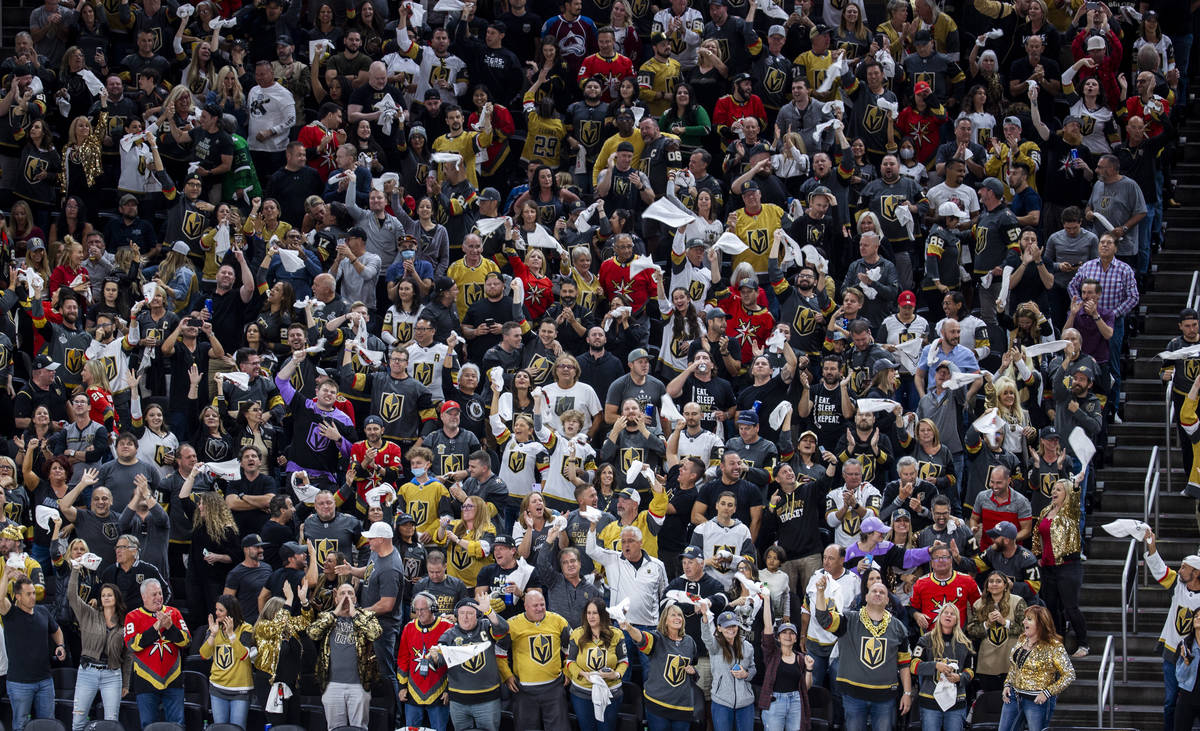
[241,533,268,548]
[1181,308,1199,322]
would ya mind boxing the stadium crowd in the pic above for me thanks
[0,0,1190,729]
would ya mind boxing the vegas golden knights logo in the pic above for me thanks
[214,645,234,671]
[584,646,607,672]
[881,195,903,222]
[863,105,887,133]
[793,307,817,336]
[4,503,21,522]
[313,538,337,565]
[23,157,47,185]
[508,450,527,473]
[530,635,554,665]
[1038,473,1055,499]
[562,456,582,479]
[1187,359,1200,381]
[154,444,171,466]
[671,35,687,55]
[1081,116,1096,136]
[414,362,434,385]
[670,335,690,359]
[410,502,429,527]
[716,39,730,62]
[290,369,304,390]
[860,636,886,669]
[1176,606,1194,636]
[664,654,690,687]
[630,0,649,17]
[149,26,164,53]
[0,347,9,370]
[394,322,413,345]
[988,623,1009,646]
[764,67,786,95]
[380,393,404,423]
[441,454,464,476]
[461,646,486,673]
[747,229,768,255]
[975,226,988,254]
[430,65,451,86]
[65,349,85,374]
[812,69,827,92]
[100,356,118,382]
[182,210,205,239]
[714,544,735,559]
[464,283,483,308]
[688,279,706,301]
[579,120,601,147]
[450,543,471,571]
[918,462,941,483]
[620,448,644,474]
[914,72,934,90]
[842,511,862,534]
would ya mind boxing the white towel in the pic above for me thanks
[265,682,293,714]
[365,484,397,508]
[433,0,465,9]
[214,224,231,260]
[765,329,786,352]
[860,283,878,300]
[607,597,631,624]
[629,256,659,278]
[218,371,251,390]
[874,49,896,79]
[894,204,915,238]
[624,459,645,485]
[643,198,698,228]
[508,557,536,590]
[574,201,601,232]
[1101,519,1150,541]
[579,506,604,523]
[431,152,463,164]
[801,244,829,274]
[876,97,899,120]
[292,478,320,505]
[439,641,492,668]
[994,265,1015,311]
[305,337,327,355]
[1068,426,1096,468]
[934,677,958,711]
[525,224,564,254]
[893,338,924,373]
[5,554,27,571]
[370,171,399,194]
[945,371,982,390]
[755,0,789,19]
[406,0,426,27]
[1159,344,1200,361]
[817,55,848,94]
[590,674,613,721]
[79,69,106,96]
[713,232,749,255]
[822,100,844,116]
[1092,211,1114,232]
[208,17,237,29]
[202,459,242,481]
[856,398,900,414]
[660,395,685,426]
[768,401,792,431]
[176,3,195,17]
[814,118,843,139]
[778,230,805,267]
[276,248,306,273]
[475,216,509,236]
[78,553,103,571]
[734,571,770,597]
[972,408,1003,436]
[34,505,59,532]
[1025,340,1070,358]
[489,366,505,390]
[309,40,330,62]
[373,95,400,136]
[665,589,703,607]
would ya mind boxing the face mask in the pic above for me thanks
[899,148,915,161]
[412,466,427,478]
[401,249,416,260]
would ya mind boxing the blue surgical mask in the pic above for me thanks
[401,249,416,260]
[412,466,427,478]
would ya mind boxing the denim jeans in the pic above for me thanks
[210,692,251,729]
[998,692,1056,731]
[625,623,656,683]
[711,701,755,731]
[570,689,622,731]
[72,666,123,730]
[919,705,966,731]
[9,677,55,731]
[808,650,842,724]
[1172,33,1193,107]
[764,691,805,731]
[645,713,691,731]
[1109,316,1125,402]
[404,700,449,731]
[375,621,401,726]
[449,697,501,731]
[136,687,185,727]
[1166,657,1180,731]
[843,693,895,731]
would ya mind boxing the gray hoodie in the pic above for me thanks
[700,614,757,710]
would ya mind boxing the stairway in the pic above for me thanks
[1044,124,1200,728]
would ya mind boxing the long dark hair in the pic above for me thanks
[669,82,698,121]
[580,597,615,645]
[531,165,562,197]
[99,582,127,619]
[216,594,245,628]
[669,287,702,341]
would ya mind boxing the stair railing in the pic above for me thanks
[1166,393,1174,497]
[1120,537,1137,682]
[1187,271,1200,311]
[1098,634,1117,727]
[1144,444,1161,544]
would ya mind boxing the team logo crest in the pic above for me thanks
[620,448,644,474]
[440,454,464,476]
[863,105,887,133]
[747,229,768,255]
[881,195,904,222]
[461,647,486,673]
[313,538,337,565]
[182,210,205,240]
[429,65,451,85]
[380,393,404,423]
[554,396,575,415]
[974,226,988,254]
[463,283,483,308]
[584,646,607,672]
[793,307,817,336]
[530,635,554,665]
[214,645,234,671]
[1187,360,1200,381]
[561,456,582,479]
[63,348,85,374]
[410,502,429,527]
[1177,607,1194,636]
[414,362,434,385]
[842,511,862,535]
[579,120,601,147]
[764,67,786,95]
[987,623,1009,645]
[687,279,706,301]
[450,543,471,571]
[664,654,690,686]
[508,451,527,473]
[860,636,886,669]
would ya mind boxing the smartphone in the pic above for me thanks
[185,317,201,327]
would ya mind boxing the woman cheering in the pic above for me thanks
[701,606,757,731]
[998,605,1075,731]
[912,604,974,731]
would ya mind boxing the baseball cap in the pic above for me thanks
[808,185,834,203]
[736,410,759,425]
[616,141,636,153]
[891,508,912,522]
[986,521,1018,540]
[33,354,59,371]
[799,429,818,442]
[1181,308,1200,322]
[686,238,709,249]
[651,31,668,44]
[898,290,917,307]
[1073,363,1094,380]
[741,179,760,192]
[913,29,932,43]
[776,621,798,635]
[768,24,786,37]
[479,187,501,202]
[346,226,367,241]
[119,193,138,206]
[424,89,441,100]
[873,358,898,374]
[280,541,306,559]
[717,611,741,628]
[627,348,650,364]
[276,34,294,46]
[1183,555,1200,570]
[619,488,641,504]
[364,415,385,428]
[1086,35,1106,52]
[708,0,726,6]
[682,545,704,561]
[1002,115,1022,128]
[27,237,45,252]
[979,177,1006,196]
[706,309,728,322]
[171,241,190,256]
[202,102,222,118]
[440,400,461,415]
[493,535,516,550]
[395,513,416,525]
[913,80,932,95]
[362,522,394,540]
[861,516,888,534]
[1039,426,1060,440]
[809,23,832,38]
[241,534,268,548]
[738,278,759,291]
[1063,115,1084,128]
[937,201,965,218]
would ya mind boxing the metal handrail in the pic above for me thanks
[1144,445,1161,543]
[1167,393,1175,497]
[1098,634,1117,727]
[1187,271,1200,311]
[1120,537,1137,682]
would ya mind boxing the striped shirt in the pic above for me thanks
[1067,257,1139,317]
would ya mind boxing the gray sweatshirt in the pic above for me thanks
[700,615,757,710]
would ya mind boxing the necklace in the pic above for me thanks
[861,610,890,637]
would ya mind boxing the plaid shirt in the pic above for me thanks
[1068,257,1139,318]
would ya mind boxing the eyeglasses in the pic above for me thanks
[462,504,476,510]
[115,544,132,551]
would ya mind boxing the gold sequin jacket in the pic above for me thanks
[1003,640,1076,696]
[306,609,382,691]
[1031,483,1081,564]
[252,606,312,682]
[60,110,107,194]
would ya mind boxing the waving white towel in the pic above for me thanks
[713,232,749,255]
[276,248,306,273]
[79,69,106,96]
[607,597,631,624]
[894,204,915,239]
[659,395,685,426]
[202,460,242,481]
[629,256,660,278]
[475,216,509,236]
[35,506,60,532]
[1101,519,1150,541]
[1159,343,1200,361]
[1068,426,1096,468]
[365,484,397,508]
[768,401,792,431]
[971,408,1003,436]
[856,398,900,414]
[218,371,251,390]
[945,371,982,390]
[574,201,601,232]
[817,55,848,94]
[439,641,492,668]
[643,197,698,228]
[876,97,900,120]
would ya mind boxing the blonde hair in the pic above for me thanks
[161,85,194,121]
[215,66,245,108]
[194,491,237,543]
[454,495,497,537]
[656,602,686,639]
[927,603,971,658]
[83,359,112,392]
[993,376,1027,425]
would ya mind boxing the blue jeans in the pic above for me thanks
[764,691,805,731]
[210,692,250,729]
[1173,33,1193,107]
[404,700,449,731]
[711,701,755,731]
[72,666,123,730]
[570,689,622,731]
[1166,657,1180,731]
[808,650,842,724]
[920,705,966,731]
[998,692,1056,731]
[843,693,895,731]
[449,697,501,731]
[1109,316,1125,402]
[9,677,55,731]
[137,687,185,727]
[625,623,655,683]
[645,713,691,731]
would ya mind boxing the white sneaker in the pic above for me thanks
[1072,646,1089,658]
